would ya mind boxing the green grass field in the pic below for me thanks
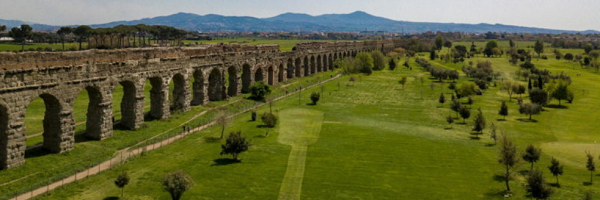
[28,45,600,199]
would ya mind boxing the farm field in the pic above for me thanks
[30,43,600,199]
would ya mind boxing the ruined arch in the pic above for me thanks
[191,70,206,106]
[295,58,302,77]
[117,80,140,129]
[170,73,187,111]
[278,63,285,83]
[27,93,69,153]
[304,56,310,76]
[328,54,334,70]
[148,77,168,120]
[208,68,225,101]
[255,67,264,83]
[242,64,252,93]
[75,85,106,140]
[227,66,238,97]
[286,59,294,79]
[0,103,10,169]
[316,55,322,72]
[267,66,274,85]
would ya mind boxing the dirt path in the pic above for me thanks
[10,74,341,200]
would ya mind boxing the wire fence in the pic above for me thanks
[6,72,342,200]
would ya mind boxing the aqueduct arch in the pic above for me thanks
[0,40,398,169]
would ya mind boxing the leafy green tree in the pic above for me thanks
[529,89,548,106]
[310,92,321,105]
[355,52,374,75]
[490,123,497,145]
[523,144,542,171]
[0,25,6,32]
[526,169,554,200]
[438,93,446,105]
[548,157,563,185]
[519,103,542,120]
[509,39,515,48]
[450,99,462,118]
[371,50,386,70]
[584,44,593,54]
[162,170,194,200]
[499,101,509,120]
[261,113,277,136]
[221,131,250,160]
[430,48,437,60]
[8,24,33,51]
[57,27,73,51]
[443,40,453,54]
[446,115,454,128]
[587,152,596,184]
[456,82,479,97]
[534,39,544,59]
[498,132,519,192]
[251,110,257,121]
[548,81,569,106]
[215,111,229,139]
[459,106,471,124]
[74,25,92,50]
[399,76,407,89]
[473,108,486,137]
[484,40,499,57]
[435,35,444,51]
[388,58,396,70]
[114,171,130,197]
[249,81,271,100]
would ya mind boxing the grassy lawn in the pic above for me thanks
[30,48,600,200]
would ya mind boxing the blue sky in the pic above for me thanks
[1,0,599,31]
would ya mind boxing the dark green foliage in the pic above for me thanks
[473,108,486,136]
[523,144,542,171]
[529,89,548,106]
[563,53,573,61]
[509,39,515,48]
[261,113,277,128]
[489,123,497,145]
[399,77,407,89]
[499,101,509,120]
[459,106,471,123]
[114,171,130,197]
[484,40,499,57]
[438,93,446,105]
[371,50,386,70]
[498,132,519,192]
[448,82,456,90]
[435,36,444,51]
[162,170,194,200]
[388,58,396,70]
[74,25,92,50]
[548,157,563,185]
[355,52,374,75]
[534,39,544,58]
[450,99,462,118]
[310,92,321,105]
[57,26,73,51]
[587,152,595,184]
[249,81,271,100]
[519,103,542,120]
[251,110,257,121]
[454,45,468,58]
[520,60,535,69]
[446,115,454,128]
[526,169,553,199]
[221,131,250,160]
[549,81,569,106]
[8,24,33,51]
[430,49,437,60]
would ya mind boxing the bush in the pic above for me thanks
[529,89,548,106]
[220,131,250,160]
[355,52,374,75]
[456,82,480,97]
[310,92,321,105]
[261,113,277,128]
[371,50,386,70]
[162,171,194,200]
[251,111,257,121]
[249,81,271,100]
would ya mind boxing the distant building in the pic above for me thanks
[0,37,14,42]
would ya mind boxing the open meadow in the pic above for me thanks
[22,42,600,199]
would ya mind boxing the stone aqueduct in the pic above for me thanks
[0,40,398,169]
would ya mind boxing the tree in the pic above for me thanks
[498,132,519,192]
[162,170,194,200]
[548,157,563,185]
[220,131,250,160]
[114,171,130,198]
[74,25,92,50]
[251,110,257,121]
[355,52,374,75]
[438,93,446,106]
[261,112,277,136]
[0,25,6,32]
[499,101,509,120]
[443,40,453,54]
[484,40,499,57]
[434,35,444,51]
[249,81,271,100]
[57,26,73,51]
[509,39,515,48]
[456,82,479,97]
[430,48,437,60]
[8,24,33,51]
[388,58,396,70]
[399,77,407,90]
[473,108,486,137]
[490,123,497,145]
[371,50,386,70]
[526,169,554,200]
[523,144,542,171]
[519,103,542,120]
[459,106,471,123]
[502,81,514,101]
[215,111,229,139]
[450,99,462,118]
[529,89,548,106]
[310,92,321,105]
[446,115,454,128]
[548,81,569,106]
[512,84,526,98]
[534,39,544,59]
[564,53,574,62]
[587,152,596,184]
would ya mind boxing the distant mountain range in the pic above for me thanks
[1,11,597,34]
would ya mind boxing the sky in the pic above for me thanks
[0,0,599,31]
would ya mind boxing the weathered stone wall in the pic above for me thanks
[0,40,397,169]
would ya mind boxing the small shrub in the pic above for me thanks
[310,92,321,105]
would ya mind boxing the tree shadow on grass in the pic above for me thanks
[444,127,453,130]
[75,131,94,143]
[546,104,568,109]
[496,118,507,122]
[211,158,241,166]
[583,182,593,186]
[204,137,221,143]
[483,188,510,199]
[25,145,51,159]
[517,118,538,123]
[493,174,507,182]
[518,169,530,176]
[469,136,481,140]
[103,197,119,200]
[549,183,561,188]
[485,143,496,147]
